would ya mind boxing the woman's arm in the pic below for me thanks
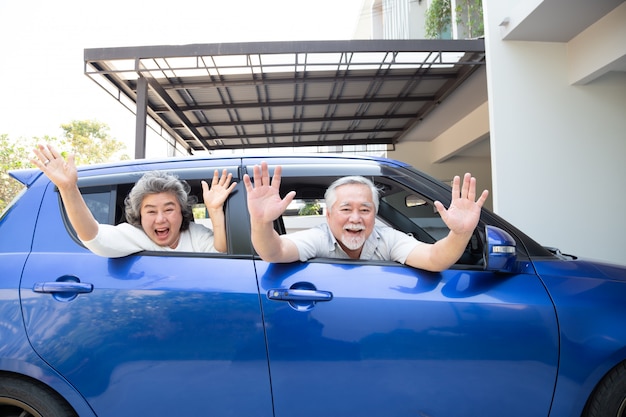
[32,144,99,242]
[202,169,236,253]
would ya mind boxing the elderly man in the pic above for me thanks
[244,162,488,272]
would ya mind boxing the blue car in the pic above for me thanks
[1,154,625,417]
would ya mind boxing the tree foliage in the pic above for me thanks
[425,0,483,39]
[0,120,129,213]
[0,134,31,212]
[425,0,452,39]
[298,200,322,216]
[454,0,484,39]
[59,120,129,165]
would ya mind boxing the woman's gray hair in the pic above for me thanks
[324,176,380,213]
[124,171,197,231]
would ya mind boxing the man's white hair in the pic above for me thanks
[324,176,380,213]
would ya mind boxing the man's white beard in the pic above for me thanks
[340,231,366,251]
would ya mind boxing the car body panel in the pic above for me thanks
[21,253,272,416]
[1,180,98,417]
[19,174,273,416]
[256,260,559,417]
[535,259,626,416]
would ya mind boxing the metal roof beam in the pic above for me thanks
[84,39,486,60]
[167,113,415,129]
[152,95,437,113]
[207,127,403,140]
[162,73,459,90]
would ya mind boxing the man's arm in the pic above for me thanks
[405,173,488,272]
[243,162,300,262]
[32,144,99,242]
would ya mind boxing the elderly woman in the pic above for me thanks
[32,144,235,258]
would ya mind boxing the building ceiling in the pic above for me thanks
[500,0,624,42]
[499,0,626,78]
[84,39,485,156]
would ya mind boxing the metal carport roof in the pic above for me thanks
[84,39,485,158]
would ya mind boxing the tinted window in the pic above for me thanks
[81,186,117,225]
[84,191,113,225]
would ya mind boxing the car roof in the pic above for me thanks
[10,153,410,187]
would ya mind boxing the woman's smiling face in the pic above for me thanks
[140,192,184,249]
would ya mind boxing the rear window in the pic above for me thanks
[0,187,27,220]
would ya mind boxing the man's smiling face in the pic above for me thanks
[326,183,376,259]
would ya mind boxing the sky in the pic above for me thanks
[0,0,365,155]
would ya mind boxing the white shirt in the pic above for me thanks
[284,223,421,263]
[82,222,216,258]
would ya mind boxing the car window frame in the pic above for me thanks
[249,161,486,270]
[60,165,245,256]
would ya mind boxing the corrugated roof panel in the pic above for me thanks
[85,40,485,153]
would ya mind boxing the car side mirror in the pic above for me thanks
[405,194,428,207]
[485,225,517,272]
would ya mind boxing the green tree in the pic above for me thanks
[298,200,322,216]
[425,0,483,39]
[455,0,484,39]
[0,134,32,212]
[58,120,129,165]
[425,0,452,39]
[0,120,129,213]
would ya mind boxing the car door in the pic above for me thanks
[19,165,273,417]
[250,160,560,417]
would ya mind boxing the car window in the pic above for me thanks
[276,174,483,267]
[82,186,218,230]
[84,190,114,225]
[0,186,27,220]
[77,185,119,226]
[277,175,443,239]
[70,169,240,255]
[192,203,215,231]
[379,187,447,243]
[282,198,326,233]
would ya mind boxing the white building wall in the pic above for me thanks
[409,0,427,39]
[383,0,410,39]
[355,0,428,40]
[391,140,493,209]
[483,0,626,264]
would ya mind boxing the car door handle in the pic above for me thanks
[267,288,333,302]
[33,281,94,294]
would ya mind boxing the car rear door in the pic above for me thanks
[19,164,273,417]
[249,159,560,417]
